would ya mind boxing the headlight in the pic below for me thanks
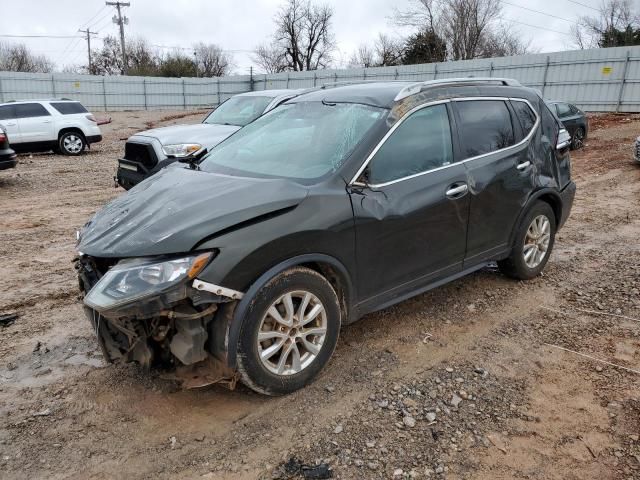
[162,143,203,158]
[84,252,212,311]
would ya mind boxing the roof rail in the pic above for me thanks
[394,77,522,101]
[320,80,411,89]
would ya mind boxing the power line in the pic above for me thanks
[565,0,601,12]
[0,34,81,39]
[500,17,572,36]
[89,11,113,31]
[80,5,108,28]
[499,0,578,24]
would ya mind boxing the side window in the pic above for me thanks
[50,102,88,114]
[555,103,571,118]
[367,104,453,184]
[540,101,560,146]
[511,100,537,136]
[455,100,515,158]
[15,103,51,119]
[0,105,16,120]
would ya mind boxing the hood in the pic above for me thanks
[78,167,308,258]
[136,123,241,149]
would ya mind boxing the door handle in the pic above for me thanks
[43,120,52,123]
[446,183,468,198]
[516,160,531,170]
[4,122,16,126]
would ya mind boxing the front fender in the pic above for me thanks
[221,253,354,370]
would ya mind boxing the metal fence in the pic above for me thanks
[1,45,639,112]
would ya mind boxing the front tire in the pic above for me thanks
[59,131,86,156]
[498,202,556,280]
[236,267,341,396]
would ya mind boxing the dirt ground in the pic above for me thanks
[0,109,639,480]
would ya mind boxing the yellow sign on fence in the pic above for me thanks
[602,66,613,75]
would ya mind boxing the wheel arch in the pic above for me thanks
[224,253,354,370]
[58,127,86,140]
[508,188,562,248]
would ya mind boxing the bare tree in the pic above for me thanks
[0,42,53,73]
[572,0,640,48]
[254,0,335,72]
[89,36,159,75]
[349,34,404,68]
[348,44,376,68]
[393,0,530,60]
[194,42,233,77]
[253,44,288,73]
[480,25,532,57]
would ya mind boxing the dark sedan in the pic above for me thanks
[548,101,588,150]
[0,126,17,170]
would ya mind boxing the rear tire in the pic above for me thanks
[59,131,86,156]
[571,127,585,150]
[236,267,341,396]
[498,202,556,280]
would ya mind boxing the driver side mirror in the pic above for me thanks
[556,128,571,150]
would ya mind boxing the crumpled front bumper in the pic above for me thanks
[76,256,242,388]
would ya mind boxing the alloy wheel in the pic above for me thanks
[257,290,327,376]
[523,214,551,268]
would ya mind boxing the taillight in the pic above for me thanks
[86,114,97,123]
[0,133,5,142]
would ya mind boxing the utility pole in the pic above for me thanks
[106,1,130,74]
[78,29,98,73]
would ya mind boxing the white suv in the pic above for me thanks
[0,99,102,156]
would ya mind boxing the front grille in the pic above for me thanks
[124,141,158,169]
[635,141,640,159]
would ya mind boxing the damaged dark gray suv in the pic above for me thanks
[76,79,576,395]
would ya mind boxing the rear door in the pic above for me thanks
[0,105,20,143]
[15,103,55,143]
[452,98,536,267]
[349,102,470,305]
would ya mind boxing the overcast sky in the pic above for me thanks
[5,0,593,74]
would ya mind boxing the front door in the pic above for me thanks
[349,103,469,307]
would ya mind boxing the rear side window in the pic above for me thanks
[368,103,453,184]
[511,100,537,136]
[0,105,16,120]
[540,101,560,145]
[455,100,515,158]
[15,103,50,118]
[50,102,88,114]
[555,102,572,118]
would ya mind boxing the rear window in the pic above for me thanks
[50,102,88,115]
[15,103,51,118]
[455,100,515,158]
